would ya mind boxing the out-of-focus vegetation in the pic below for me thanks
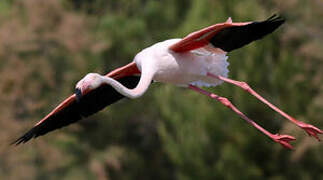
[0,0,322,179]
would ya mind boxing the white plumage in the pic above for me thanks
[134,39,229,87]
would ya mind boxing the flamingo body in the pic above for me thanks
[13,15,322,149]
[134,39,229,87]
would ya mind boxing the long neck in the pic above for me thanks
[100,62,155,99]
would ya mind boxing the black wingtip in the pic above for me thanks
[11,127,37,146]
[267,14,285,21]
[259,14,285,37]
[210,14,286,52]
[265,14,285,25]
[11,137,25,146]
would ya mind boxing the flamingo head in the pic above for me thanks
[75,73,103,101]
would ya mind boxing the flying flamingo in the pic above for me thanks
[13,15,322,149]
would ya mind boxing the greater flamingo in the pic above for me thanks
[13,15,322,149]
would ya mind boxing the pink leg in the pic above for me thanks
[189,85,296,149]
[207,73,323,141]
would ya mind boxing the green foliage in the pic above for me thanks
[0,0,322,179]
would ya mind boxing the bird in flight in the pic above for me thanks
[13,15,322,149]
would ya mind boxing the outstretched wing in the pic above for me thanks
[169,14,285,53]
[12,75,140,145]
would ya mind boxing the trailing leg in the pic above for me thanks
[207,73,323,141]
[189,85,295,149]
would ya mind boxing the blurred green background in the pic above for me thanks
[1,0,322,179]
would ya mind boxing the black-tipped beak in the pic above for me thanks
[75,88,82,102]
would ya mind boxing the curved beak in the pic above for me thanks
[75,88,82,102]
